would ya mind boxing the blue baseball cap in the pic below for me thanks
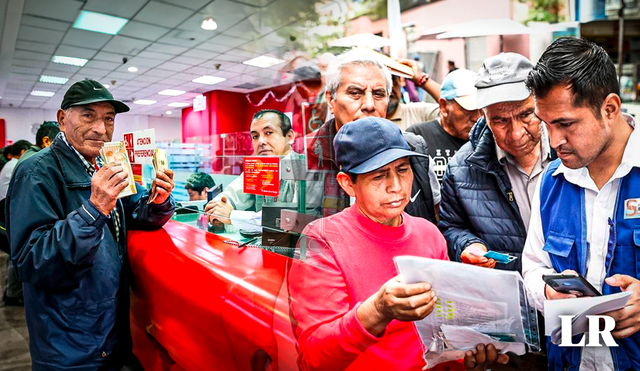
[440,68,478,111]
[333,117,428,174]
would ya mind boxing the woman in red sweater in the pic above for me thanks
[288,117,485,371]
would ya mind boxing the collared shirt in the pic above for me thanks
[523,116,639,371]
[495,125,553,230]
[0,158,19,200]
[59,133,121,243]
[389,102,440,131]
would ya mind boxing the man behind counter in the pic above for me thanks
[205,109,322,231]
[185,172,215,201]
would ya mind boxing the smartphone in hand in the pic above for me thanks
[543,273,601,297]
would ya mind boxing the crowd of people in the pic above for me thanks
[1,35,638,371]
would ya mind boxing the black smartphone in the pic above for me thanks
[542,273,602,297]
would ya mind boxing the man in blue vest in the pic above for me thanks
[522,37,640,371]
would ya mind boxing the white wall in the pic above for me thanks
[0,107,181,143]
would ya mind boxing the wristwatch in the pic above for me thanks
[417,73,430,86]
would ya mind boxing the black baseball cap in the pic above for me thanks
[334,117,427,174]
[61,79,130,113]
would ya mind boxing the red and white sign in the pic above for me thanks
[243,157,280,197]
[124,128,156,165]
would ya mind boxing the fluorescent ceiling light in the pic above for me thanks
[133,99,156,105]
[166,110,173,115]
[127,66,138,73]
[73,10,128,35]
[242,56,285,68]
[31,90,55,97]
[158,89,185,96]
[201,17,217,31]
[168,102,190,108]
[192,75,226,85]
[52,55,87,67]
[39,75,69,85]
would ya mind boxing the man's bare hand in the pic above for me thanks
[357,276,437,336]
[151,169,174,204]
[204,196,234,225]
[464,343,509,371]
[461,243,496,268]
[604,274,640,339]
[90,163,128,215]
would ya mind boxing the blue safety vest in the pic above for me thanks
[539,159,640,371]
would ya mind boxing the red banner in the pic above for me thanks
[243,157,280,196]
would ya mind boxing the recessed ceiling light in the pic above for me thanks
[168,102,190,108]
[52,55,88,67]
[242,55,285,68]
[73,10,128,35]
[201,17,218,31]
[39,75,69,85]
[192,75,226,85]
[158,89,185,96]
[128,66,138,73]
[133,99,156,105]
[31,90,55,97]
[166,110,173,115]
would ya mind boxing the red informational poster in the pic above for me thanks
[243,157,280,196]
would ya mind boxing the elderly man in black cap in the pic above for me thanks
[6,79,175,371]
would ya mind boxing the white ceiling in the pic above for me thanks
[0,0,320,116]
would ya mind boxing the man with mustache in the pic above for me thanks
[523,37,640,371]
[5,79,175,370]
[439,53,554,275]
[205,109,322,231]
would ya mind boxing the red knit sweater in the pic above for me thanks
[289,205,463,371]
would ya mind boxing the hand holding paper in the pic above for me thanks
[604,274,640,339]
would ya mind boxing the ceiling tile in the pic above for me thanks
[208,34,248,48]
[143,69,177,78]
[195,40,235,53]
[13,59,49,69]
[45,62,81,74]
[76,67,110,79]
[136,51,174,61]
[93,51,127,63]
[23,0,82,22]
[156,29,212,48]
[145,44,190,55]
[203,54,242,64]
[118,21,171,42]
[171,72,200,81]
[171,56,206,65]
[21,15,70,32]
[125,57,163,68]
[161,0,213,10]
[222,48,256,59]
[133,75,164,83]
[84,0,148,18]
[181,48,218,60]
[55,45,98,59]
[15,40,57,54]
[123,81,149,88]
[102,36,151,55]
[61,29,113,49]
[156,61,192,72]
[84,60,121,70]
[109,72,137,81]
[14,50,51,61]
[222,19,264,40]
[18,25,65,44]
[11,65,45,75]
[134,2,194,28]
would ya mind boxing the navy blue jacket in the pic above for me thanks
[439,118,555,272]
[6,136,174,371]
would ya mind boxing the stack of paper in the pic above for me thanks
[545,291,631,344]
[100,141,137,198]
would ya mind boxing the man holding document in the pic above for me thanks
[6,79,175,371]
[522,38,640,370]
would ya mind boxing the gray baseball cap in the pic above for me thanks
[475,53,534,109]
